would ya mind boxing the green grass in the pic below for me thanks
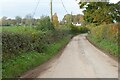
[1,26,39,33]
[3,52,47,78]
[87,35,118,57]
[2,35,71,78]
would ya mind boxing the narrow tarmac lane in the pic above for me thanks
[37,34,118,78]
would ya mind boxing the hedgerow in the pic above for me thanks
[2,27,68,62]
[2,16,72,78]
[90,23,119,43]
[87,23,119,57]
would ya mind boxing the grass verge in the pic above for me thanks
[87,35,119,58]
[2,35,72,78]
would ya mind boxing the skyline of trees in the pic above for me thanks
[0,13,84,26]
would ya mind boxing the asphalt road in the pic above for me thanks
[37,34,118,78]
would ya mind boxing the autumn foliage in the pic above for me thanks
[52,13,59,27]
[90,23,119,43]
[87,23,119,56]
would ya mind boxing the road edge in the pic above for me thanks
[20,36,73,78]
[86,36,118,62]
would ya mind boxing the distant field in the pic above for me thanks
[1,26,40,33]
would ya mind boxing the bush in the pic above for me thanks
[70,23,89,34]
[88,23,119,56]
[79,27,89,33]
[90,23,119,43]
[36,16,54,31]
[2,31,45,61]
[2,26,70,61]
[2,36,72,78]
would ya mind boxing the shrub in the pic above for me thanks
[79,27,89,33]
[90,23,119,43]
[2,27,69,61]
[2,31,45,61]
[70,23,89,34]
[36,16,54,31]
[2,35,72,78]
[88,23,119,56]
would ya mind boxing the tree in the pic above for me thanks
[78,14,84,24]
[73,15,78,24]
[0,19,2,26]
[24,14,33,26]
[15,16,22,26]
[52,13,59,27]
[112,1,120,22]
[63,14,72,23]
[11,19,17,26]
[78,2,120,25]
[1,16,8,26]
[36,16,54,31]
[63,14,84,24]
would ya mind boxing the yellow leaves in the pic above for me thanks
[52,13,59,27]
[90,23,118,42]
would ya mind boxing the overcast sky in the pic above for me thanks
[0,0,119,21]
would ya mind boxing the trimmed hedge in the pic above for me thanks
[2,28,68,62]
[2,36,72,78]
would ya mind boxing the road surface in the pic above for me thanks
[22,34,118,78]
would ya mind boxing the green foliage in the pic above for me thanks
[2,31,43,61]
[88,35,118,57]
[2,14,73,78]
[78,2,120,25]
[15,16,22,26]
[90,23,118,43]
[2,36,71,78]
[70,24,89,34]
[2,26,37,33]
[62,14,83,24]
[1,14,73,78]
[88,23,119,57]
[2,24,72,60]
[3,52,47,78]
[36,16,54,31]
[63,14,72,24]
[2,25,70,62]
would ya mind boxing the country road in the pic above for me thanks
[22,34,118,78]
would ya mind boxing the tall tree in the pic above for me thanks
[1,16,8,26]
[63,14,83,24]
[24,14,33,26]
[52,13,59,27]
[113,1,120,22]
[0,19,2,26]
[15,16,22,26]
[78,2,120,25]
[63,14,72,23]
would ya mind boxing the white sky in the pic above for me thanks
[0,0,119,21]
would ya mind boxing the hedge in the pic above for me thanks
[2,28,68,62]
[88,23,119,57]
